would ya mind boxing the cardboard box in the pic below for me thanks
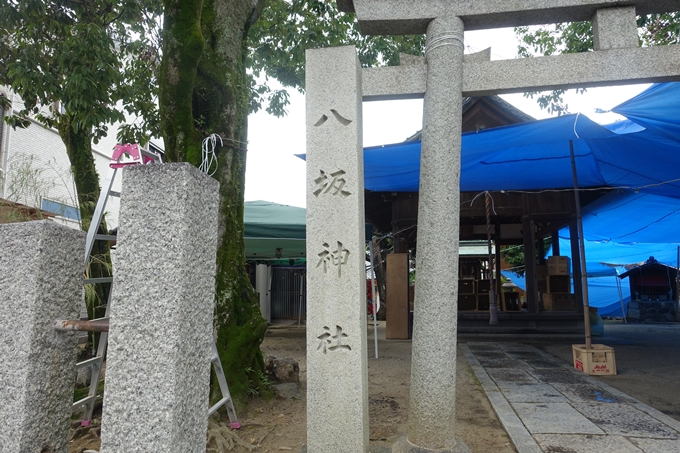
[547,256,570,275]
[572,344,617,376]
[548,265,569,275]
[548,256,570,266]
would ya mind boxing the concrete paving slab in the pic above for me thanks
[526,368,587,384]
[574,402,679,439]
[522,358,565,369]
[512,403,604,435]
[486,368,540,384]
[468,343,505,352]
[552,383,629,405]
[497,344,540,352]
[477,357,532,369]
[533,434,643,453]
[461,345,543,453]
[463,343,680,453]
[504,351,546,360]
[496,383,568,404]
[470,351,508,360]
[629,437,680,453]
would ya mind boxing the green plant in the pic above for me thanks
[245,366,272,398]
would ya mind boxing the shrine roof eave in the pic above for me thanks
[337,1,680,35]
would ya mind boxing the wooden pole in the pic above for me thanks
[486,192,499,324]
[570,140,592,349]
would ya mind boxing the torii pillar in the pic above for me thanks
[394,15,470,453]
[338,0,680,452]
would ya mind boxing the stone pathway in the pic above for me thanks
[462,343,680,453]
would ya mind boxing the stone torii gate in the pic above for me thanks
[306,1,680,453]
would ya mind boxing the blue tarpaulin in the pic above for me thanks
[364,108,680,198]
[613,83,680,141]
[302,83,680,316]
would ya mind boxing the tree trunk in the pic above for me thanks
[58,119,111,347]
[160,0,268,407]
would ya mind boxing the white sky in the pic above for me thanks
[244,27,651,208]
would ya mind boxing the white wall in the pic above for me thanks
[0,88,143,230]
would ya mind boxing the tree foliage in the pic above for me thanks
[515,12,680,115]
[247,0,425,116]
[501,237,552,278]
[0,1,161,145]
[2,0,426,406]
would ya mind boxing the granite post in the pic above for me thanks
[99,163,219,453]
[305,45,369,453]
[394,16,470,453]
[592,6,638,51]
[0,221,85,453]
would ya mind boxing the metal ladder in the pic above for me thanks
[74,144,240,429]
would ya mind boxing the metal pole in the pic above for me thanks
[676,246,679,322]
[369,240,379,359]
[570,140,592,349]
[616,276,627,323]
[486,192,499,324]
[298,272,303,328]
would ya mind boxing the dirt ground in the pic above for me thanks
[70,320,680,452]
[202,322,515,453]
[69,320,515,453]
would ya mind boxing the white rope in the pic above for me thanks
[200,133,222,176]
[425,31,464,56]
[573,112,581,139]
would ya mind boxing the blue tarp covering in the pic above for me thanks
[302,83,680,316]
[503,189,680,317]
[613,83,680,142]
[364,112,680,198]
[501,271,630,318]
[456,84,680,317]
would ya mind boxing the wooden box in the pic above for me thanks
[572,344,617,376]
[543,293,576,311]
[458,294,477,311]
[548,275,570,293]
[458,279,475,294]
[477,294,490,311]
[477,279,490,294]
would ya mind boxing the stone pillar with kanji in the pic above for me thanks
[305,45,369,453]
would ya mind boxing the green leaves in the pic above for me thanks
[247,0,425,116]
[515,13,679,115]
[0,0,161,144]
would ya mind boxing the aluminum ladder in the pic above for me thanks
[74,144,240,429]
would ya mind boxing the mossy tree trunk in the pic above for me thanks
[160,0,268,407]
[58,119,111,346]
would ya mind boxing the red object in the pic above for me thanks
[366,279,375,315]
[110,143,156,168]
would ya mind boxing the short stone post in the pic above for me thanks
[0,221,85,453]
[394,16,470,453]
[305,45,369,453]
[99,163,219,453]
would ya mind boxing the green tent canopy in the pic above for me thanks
[244,200,306,261]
